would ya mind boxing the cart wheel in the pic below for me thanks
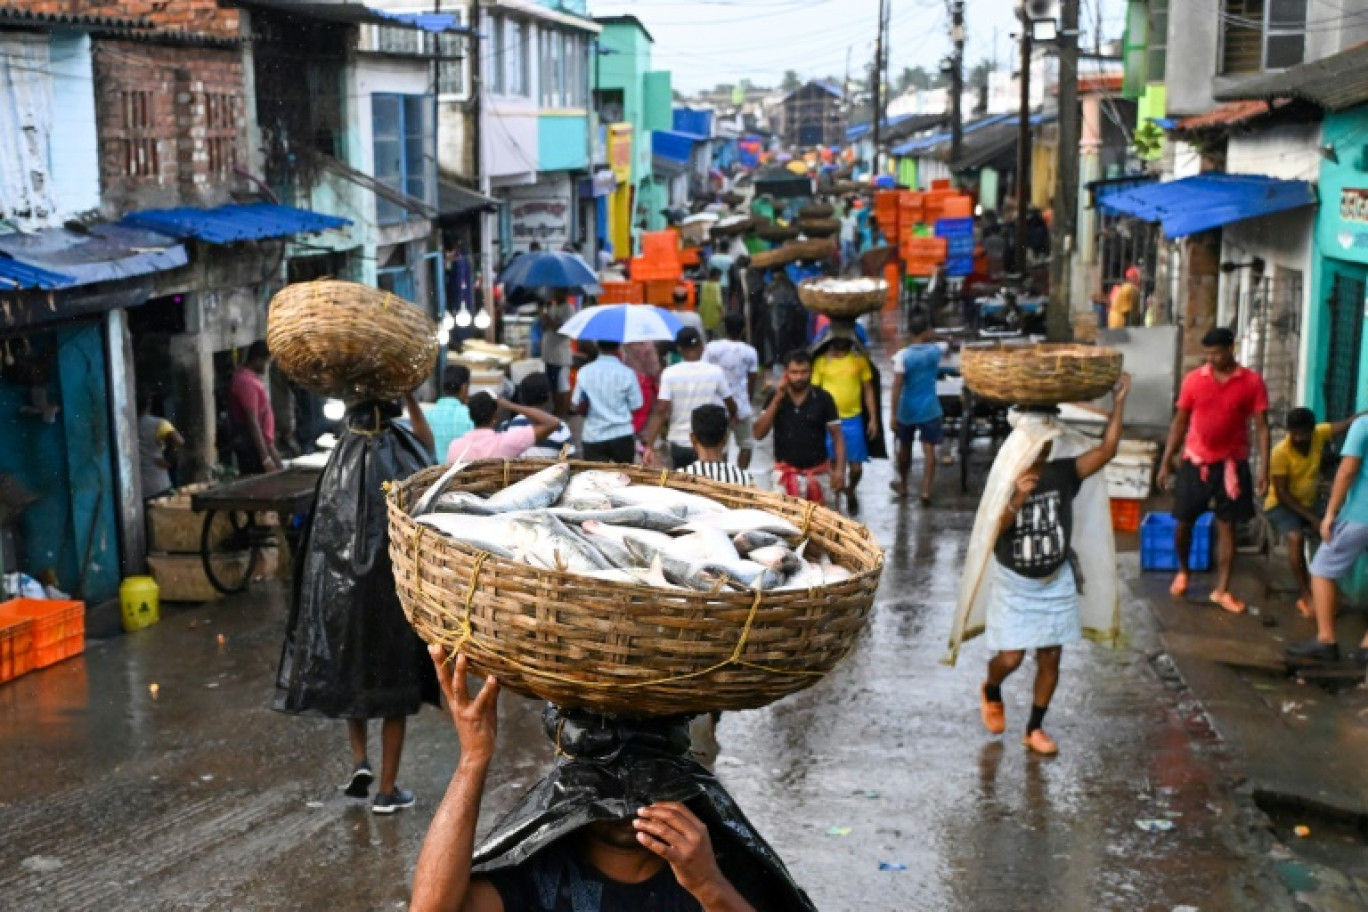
[201,510,264,595]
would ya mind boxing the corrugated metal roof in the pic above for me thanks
[0,259,75,291]
[120,203,351,244]
[0,6,154,32]
[1214,42,1368,112]
[953,115,1054,171]
[0,225,186,287]
[1097,173,1317,237]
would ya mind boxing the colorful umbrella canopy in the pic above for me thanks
[557,304,684,344]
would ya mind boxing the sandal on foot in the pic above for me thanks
[1022,729,1058,756]
[979,683,1005,735]
[1210,590,1246,614]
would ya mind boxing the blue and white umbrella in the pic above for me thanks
[557,304,684,344]
[497,250,601,293]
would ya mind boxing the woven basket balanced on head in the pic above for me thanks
[961,343,1123,406]
[798,203,835,219]
[797,278,888,318]
[387,460,884,716]
[267,279,438,401]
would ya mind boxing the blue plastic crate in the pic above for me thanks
[1140,512,1214,572]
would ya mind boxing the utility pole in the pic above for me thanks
[949,0,965,170]
[471,0,495,341]
[871,0,886,177]
[1048,0,1080,341]
[1013,4,1032,285]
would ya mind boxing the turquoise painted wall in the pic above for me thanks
[1307,107,1368,419]
[0,324,121,604]
[596,20,654,249]
[539,114,590,171]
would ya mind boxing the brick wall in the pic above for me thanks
[94,41,247,213]
[25,1,239,38]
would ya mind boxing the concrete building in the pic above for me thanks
[774,81,844,149]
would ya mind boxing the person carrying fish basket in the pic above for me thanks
[266,279,443,815]
[948,371,1131,756]
[389,454,885,910]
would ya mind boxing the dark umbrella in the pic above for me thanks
[497,250,602,294]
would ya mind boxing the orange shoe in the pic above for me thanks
[980,683,1005,735]
[1295,598,1313,619]
[1211,590,1247,614]
[1170,571,1190,597]
[1022,729,1058,755]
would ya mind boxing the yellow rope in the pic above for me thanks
[800,501,817,538]
[503,460,511,489]
[658,469,669,487]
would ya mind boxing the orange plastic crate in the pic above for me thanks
[1110,498,1143,533]
[598,280,644,304]
[0,599,84,670]
[629,258,682,282]
[903,237,948,260]
[644,279,694,309]
[0,615,33,684]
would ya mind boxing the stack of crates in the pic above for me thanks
[0,597,84,683]
[1140,512,1215,571]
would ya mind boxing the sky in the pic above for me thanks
[587,0,1129,95]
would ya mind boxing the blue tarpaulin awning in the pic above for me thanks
[120,203,352,244]
[652,130,706,168]
[0,259,77,291]
[0,225,186,288]
[1097,173,1317,237]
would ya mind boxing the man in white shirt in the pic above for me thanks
[703,313,759,471]
[540,292,575,416]
[642,327,737,469]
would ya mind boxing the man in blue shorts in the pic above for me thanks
[889,314,944,505]
[1286,415,1368,665]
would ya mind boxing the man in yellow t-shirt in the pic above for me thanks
[812,329,878,511]
[1107,266,1142,329]
[1266,407,1362,616]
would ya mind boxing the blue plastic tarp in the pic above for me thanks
[0,225,186,287]
[121,203,352,244]
[652,130,704,168]
[672,107,712,139]
[0,259,76,290]
[374,9,467,31]
[1097,173,1317,237]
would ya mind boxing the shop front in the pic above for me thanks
[1308,107,1368,422]
[504,174,577,254]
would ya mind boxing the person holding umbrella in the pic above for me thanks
[563,304,684,464]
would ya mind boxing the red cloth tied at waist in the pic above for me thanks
[775,461,830,505]
[1184,449,1242,501]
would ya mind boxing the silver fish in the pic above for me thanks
[485,463,572,512]
[608,486,727,516]
[560,470,632,505]
[823,564,853,583]
[582,533,639,569]
[678,509,800,538]
[433,492,500,515]
[580,521,674,555]
[510,513,612,574]
[733,530,786,556]
[415,513,520,558]
[547,505,688,532]
[582,568,650,585]
[664,527,740,564]
[411,458,471,517]
[748,545,803,577]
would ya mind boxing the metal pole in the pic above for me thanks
[1048,0,1080,341]
[949,0,965,170]
[1014,8,1031,284]
[871,0,886,175]
[471,0,497,342]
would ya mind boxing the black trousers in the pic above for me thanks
[582,434,636,464]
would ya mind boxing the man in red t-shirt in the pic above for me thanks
[1157,328,1270,613]
[228,340,282,474]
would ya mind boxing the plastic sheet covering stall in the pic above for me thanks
[0,34,55,223]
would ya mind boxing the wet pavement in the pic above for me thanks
[0,351,1315,910]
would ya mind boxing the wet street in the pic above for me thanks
[0,432,1304,912]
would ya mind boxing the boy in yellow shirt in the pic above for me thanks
[1267,407,1362,616]
[812,328,879,511]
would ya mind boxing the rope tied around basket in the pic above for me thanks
[800,501,817,539]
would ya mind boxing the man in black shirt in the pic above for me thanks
[754,349,846,505]
[980,375,1130,756]
[412,652,814,912]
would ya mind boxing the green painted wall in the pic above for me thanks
[596,20,655,252]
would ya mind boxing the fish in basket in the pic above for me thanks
[387,460,883,716]
[797,277,888,318]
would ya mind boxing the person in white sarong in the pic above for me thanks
[948,375,1130,756]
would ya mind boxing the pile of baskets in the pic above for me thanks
[267,279,438,401]
[961,343,1123,406]
[797,278,887,318]
[387,460,883,716]
[797,218,841,237]
[798,203,834,219]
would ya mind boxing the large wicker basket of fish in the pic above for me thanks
[267,279,438,401]
[798,277,888,318]
[387,460,883,716]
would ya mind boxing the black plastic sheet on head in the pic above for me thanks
[472,707,818,912]
[273,401,439,720]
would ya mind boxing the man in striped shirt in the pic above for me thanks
[680,404,752,486]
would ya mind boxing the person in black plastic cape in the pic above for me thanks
[273,392,440,815]
[411,650,817,912]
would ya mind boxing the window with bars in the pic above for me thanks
[1221,0,1306,75]
[437,32,465,97]
[377,25,423,55]
[1146,0,1167,84]
[372,93,434,225]
[119,90,159,178]
[1324,267,1365,422]
[489,16,505,95]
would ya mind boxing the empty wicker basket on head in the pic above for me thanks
[267,279,439,401]
[798,278,887,318]
[961,343,1123,406]
[387,460,884,716]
